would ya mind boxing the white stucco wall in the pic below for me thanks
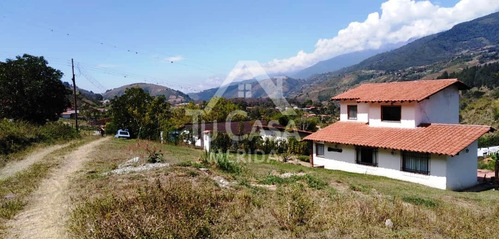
[416,85,459,125]
[259,129,300,142]
[312,142,449,189]
[446,140,478,190]
[339,101,369,123]
[368,102,418,128]
[202,132,211,152]
[338,86,459,128]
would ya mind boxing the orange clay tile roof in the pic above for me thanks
[331,79,469,102]
[303,122,492,156]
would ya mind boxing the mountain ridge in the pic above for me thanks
[291,12,499,102]
[103,83,192,104]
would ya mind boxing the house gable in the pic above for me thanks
[337,79,464,128]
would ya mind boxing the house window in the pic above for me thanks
[402,151,429,174]
[381,106,401,121]
[316,143,324,157]
[356,147,377,166]
[348,105,357,120]
[328,147,342,153]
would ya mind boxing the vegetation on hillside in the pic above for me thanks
[459,87,499,147]
[0,119,79,157]
[438,62,499,88]
[103,83,192,103]
[293,13,499,105]
[347,12,498,72]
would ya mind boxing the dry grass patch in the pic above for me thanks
[68,140,499,238]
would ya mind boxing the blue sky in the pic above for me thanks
[0,0,496,93]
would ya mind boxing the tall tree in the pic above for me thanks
[110,87,152,138]
[0,54,70,124]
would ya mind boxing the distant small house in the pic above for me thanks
[477,146,499,157]
[183,120,311,152]
[304,79,493,190]
[61,109,79,119]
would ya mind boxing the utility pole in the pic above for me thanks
[71,59,79,131]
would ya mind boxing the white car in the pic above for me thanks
[114,129,130,139]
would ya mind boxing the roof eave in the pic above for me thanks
[303,137,459,156]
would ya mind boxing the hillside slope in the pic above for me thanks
[346,12,499,72]
[294,12,499,102]
[290,42,406,79]
[103,83,191,104]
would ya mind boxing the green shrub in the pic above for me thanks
[402,196,439,207]
[0,119,79,155]
[177,161,192,167]
[298,155,310,162]
[215,153,242,174]
[104,121,118,135]
[305,175,327,190]
[38,122,79,142]
[349,183,370,193]
[478,158,496,171]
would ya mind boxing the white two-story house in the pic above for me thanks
[304,79,492,190]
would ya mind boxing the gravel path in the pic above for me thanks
[4,137,109,239]
[0,143,71,181]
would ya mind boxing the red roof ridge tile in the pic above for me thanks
[331,79,469,103]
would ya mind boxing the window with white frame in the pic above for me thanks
[402,151,429,174]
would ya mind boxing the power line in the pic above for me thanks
[75,60,201,93]
[76,63,107,93]
[0,11,229,93]
[0,11,227,74]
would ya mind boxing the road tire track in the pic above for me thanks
[0,143,72,181]
[4,137,110,239]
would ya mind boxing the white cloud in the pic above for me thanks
[261,0,499,74]
[165,55,184,62]
[192,75,226,92]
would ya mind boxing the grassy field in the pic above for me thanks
[68,139,499,238]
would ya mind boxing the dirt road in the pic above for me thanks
[4,137,109,239]
[0,143,72,181]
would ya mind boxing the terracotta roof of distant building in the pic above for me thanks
[331,79,469,103]
[303,122,492,156]
[183,121,312,136]
[183,121,260,136]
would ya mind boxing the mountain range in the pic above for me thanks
[290,41,408,79]
[98,12,498,104]
[293,12,498,102]
[186,12,498,102]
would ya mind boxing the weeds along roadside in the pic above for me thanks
[0,136,97,237]
[68,139,498,238]
[0,119,81,168]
